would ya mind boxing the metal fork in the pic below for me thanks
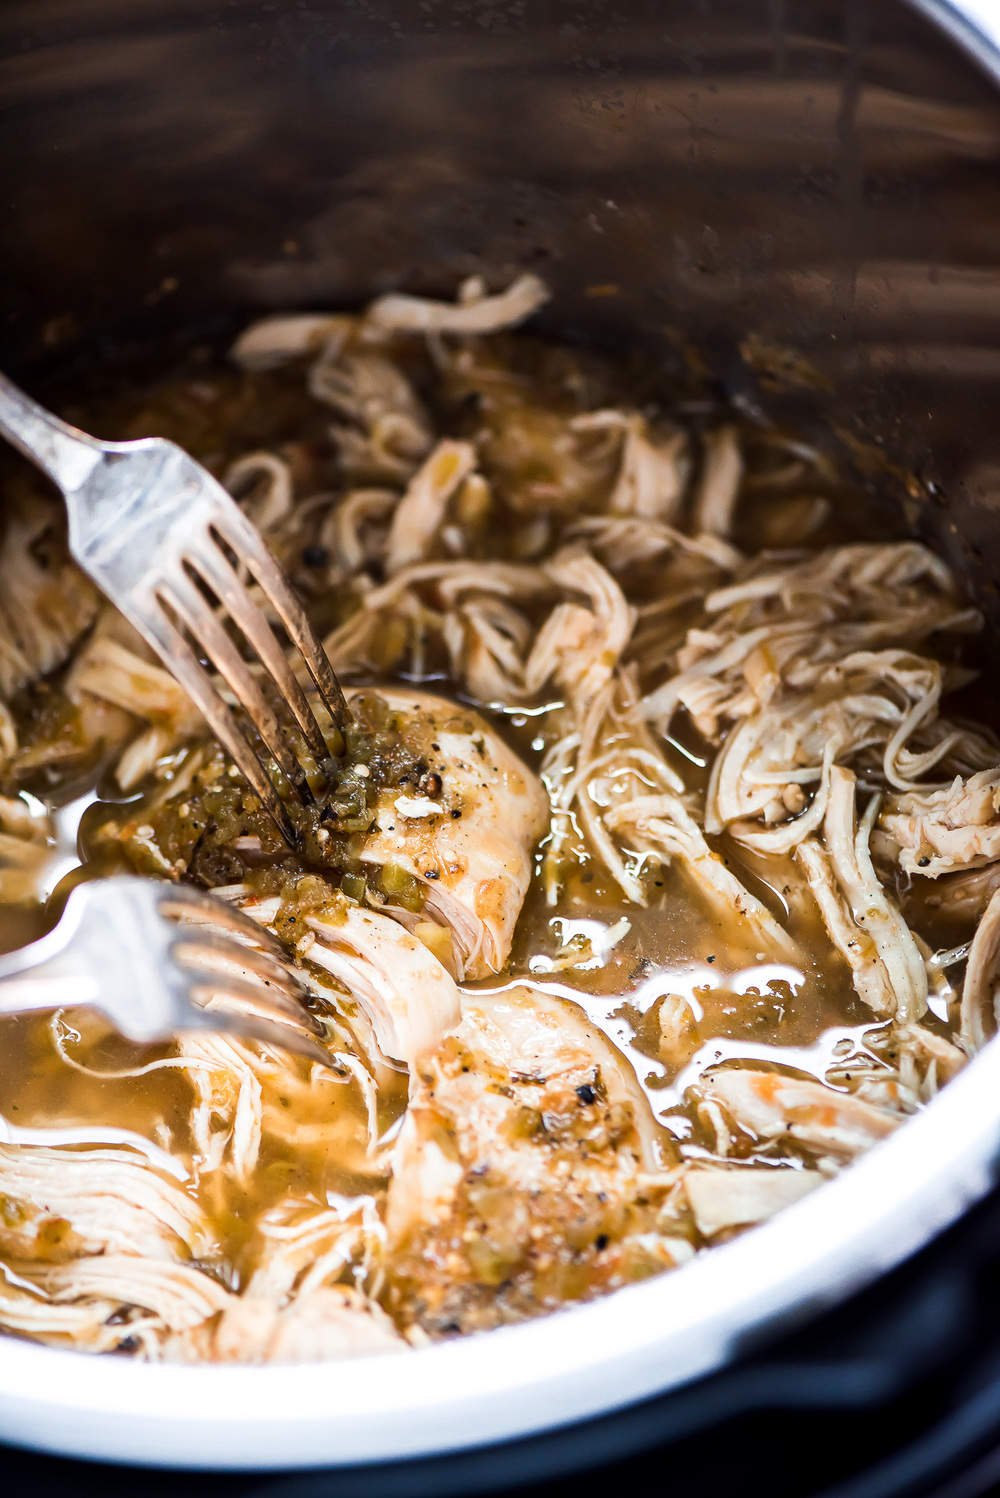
[0,876,329,1060]
[0,372,351,844]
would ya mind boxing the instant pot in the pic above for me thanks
[1,2,999,1494]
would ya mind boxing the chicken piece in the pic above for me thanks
[525,549,636,706]
[0,1143,210,1264]
[176,1023,380,1190]
[366,273,549,336]
[692,424,743,537]
[960,888,1000,1052]
[384,440,478,573]
[684,1164,822,1237]
[230,312,354,370]
[797,767,928,1022]
[1,1249,241,1351]
[891,1022,967,1098]
[161,1287,404,1364]
[706,693,875,852]
[0,499,98,704]
[572,410,689,522]
[300,903,461,1067]
[605,791,801,960]
[569,513,740,575]
[641,542,978,735]
[246,1198,385,1304]
[61,609,205,790]
[702,1067,901,1159]
[383,987,680,1336]
[0,1277,138,1354]
[311,347,433,484]
[879,770,1000,878]
[358,688,548,979]
[223,451,294,534]
[441,593,535,703]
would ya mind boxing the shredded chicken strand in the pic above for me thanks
[0,272,995,1364]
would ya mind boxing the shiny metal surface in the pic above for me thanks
[0,0,997,1471]
[0,877,325,1058]
[0,370,350,838]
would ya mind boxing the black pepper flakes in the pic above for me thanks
[575,1083,597,1105]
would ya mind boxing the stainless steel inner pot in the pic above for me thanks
[0,0,998,1472]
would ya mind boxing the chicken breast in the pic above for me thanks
[300,903,462,1068]
[358,688,549,979]
[383,987,683,1336]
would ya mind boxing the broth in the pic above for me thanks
[0,277,993,1357]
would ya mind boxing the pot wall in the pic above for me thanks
[1,1,998,615]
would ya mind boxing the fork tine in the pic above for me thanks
[143,599,299,846]
[170,932,316,1026]
[210,509,352,733]
[188,1001,332,1066]
[187,970,323,1041]
[190,535,332,761]
[159,570,317,809]
[156,887,288,958]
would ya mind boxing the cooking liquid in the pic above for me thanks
[0,345,951,1295]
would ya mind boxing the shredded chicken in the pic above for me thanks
[641,543,980,737]
[301,904,461,1067]
[684,1164,822,1237]
[384,988,683,1334]
[0,272,995,1365]
[879,770,1000,878]
[367,273,549,336]
[797,768,927,1022]
[573,410,689,522]
[693,425,743,538]
[0,1142,209,1263]
[960,889,1000,1052]
[702,1068,901,1159]
[607,791,801,960]
[0,501,98,705]
[160,1287,404,1364]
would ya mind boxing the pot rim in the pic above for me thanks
[0,0,998,1472]
[1,1026,999,1469]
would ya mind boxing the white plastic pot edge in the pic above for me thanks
[0,1026,998,1470]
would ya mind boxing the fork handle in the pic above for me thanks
[0,370,104,495]
[0,922,100,1016]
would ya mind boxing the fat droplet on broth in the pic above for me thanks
[502,855,870,1145]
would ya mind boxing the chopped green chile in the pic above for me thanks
[0,277,991,1365]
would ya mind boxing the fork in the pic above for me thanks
[0,876,329,1060]
[0,372,351,845]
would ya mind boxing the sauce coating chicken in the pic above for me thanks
[0,271,998,1366]
[357,689,549,979]
[384,988,685,1335]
